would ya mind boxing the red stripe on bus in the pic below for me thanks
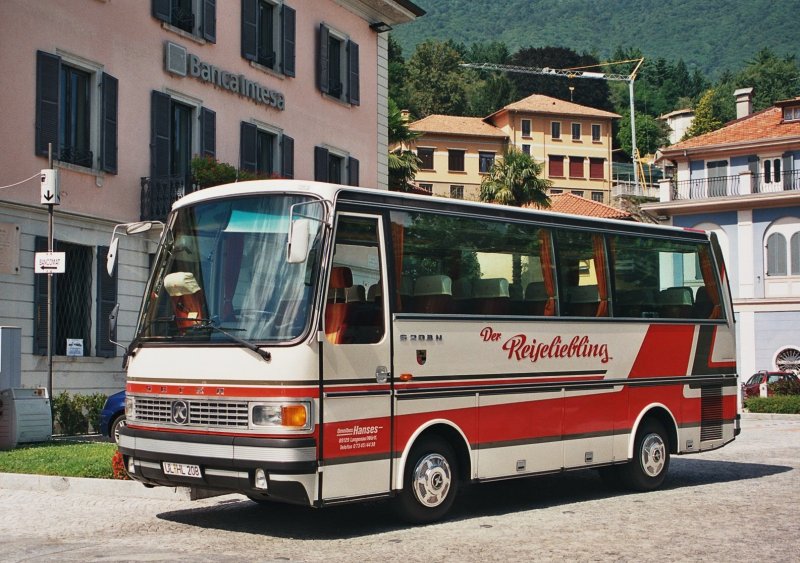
[628,324,695,378]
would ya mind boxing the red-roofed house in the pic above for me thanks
[545,192,632,220]
[644,90,800,377]
[405,93,620,203]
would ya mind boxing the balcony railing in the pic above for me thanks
[140,175,194,221]
[665,169,800,202]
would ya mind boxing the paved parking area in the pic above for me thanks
[0,414,798,561]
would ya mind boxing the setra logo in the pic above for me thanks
[171,400,189,425]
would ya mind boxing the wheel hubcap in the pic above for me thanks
[412,453,452,508]
[640,433,666,477]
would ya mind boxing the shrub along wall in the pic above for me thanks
[51,392,107,435]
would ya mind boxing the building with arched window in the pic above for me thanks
[645,90,800,378]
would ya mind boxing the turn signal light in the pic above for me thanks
[282,405,308,427]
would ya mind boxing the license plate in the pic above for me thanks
[162,462,202,479]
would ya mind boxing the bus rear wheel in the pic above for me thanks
[619,419,670,491]
[395,437,458,524]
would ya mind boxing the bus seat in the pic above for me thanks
[367,283,382,302]
[568,285,599,317]
[413,275,453,314]
[325,266,353,343]
[345,285,366,303]
[472,278,510,315]
[694,286,715,319]
[452,278,473,313]
[616,288,657,318]
[524,281,548,315]
[163,272,205,331]
[658,286,694,319]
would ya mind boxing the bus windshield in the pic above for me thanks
[137,194,325,344]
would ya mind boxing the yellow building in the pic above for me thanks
[408,94,620,203]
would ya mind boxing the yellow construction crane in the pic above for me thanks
[461,58,645,191]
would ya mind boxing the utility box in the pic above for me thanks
[0,388,52,450]
[0,327,22,390]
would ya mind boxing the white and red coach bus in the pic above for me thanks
[114,180,739,522]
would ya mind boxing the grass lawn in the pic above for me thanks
[0,440,117,479]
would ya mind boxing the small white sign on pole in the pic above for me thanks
[34,252,66,274]
[66,339,84,357]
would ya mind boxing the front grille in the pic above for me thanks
[700,386,723,441]
[132,396,249,428]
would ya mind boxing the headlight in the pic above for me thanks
[125,396,135,419]
[250,401,312,432]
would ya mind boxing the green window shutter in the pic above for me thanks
[96,246,118,358]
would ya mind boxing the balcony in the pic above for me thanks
[140,175,195,221]
[660,169,800,202]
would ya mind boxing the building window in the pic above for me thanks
[591,191,604,203]
[589,157,604,179]
[571,190,584,197]
[448,149,465,172]
[549,155,564,177]
[550,189,563,194]
[242,1,296,76]
[591,124,601,142]
[521,144,531,155]
[35,51,118,173]
[766,222,800,277]
[152,0,216,42]
[450,185,464,199]
[240,121,292,177]
[318,23,359,105]
[571,123,581,141]
[783,106,800,121]
[551,121,561,139]
[33,239,117,357]
[479,151,495,173]
[418,147,434,170]
[147,91,216,219]
[521,119,531,137]
[314,145,359,185]
[418,183,433,194]
[764,158,781,183]
[569,156,585,178]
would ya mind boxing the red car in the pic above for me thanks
[741,371,798,399]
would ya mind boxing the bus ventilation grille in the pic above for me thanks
[700,386,723,441]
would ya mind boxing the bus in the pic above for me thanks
[113,179,739,523]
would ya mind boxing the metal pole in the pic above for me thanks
[629,78,639,192]
[47,143,54,406]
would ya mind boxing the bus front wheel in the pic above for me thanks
[395,437,458,524]
[619,419,670,491]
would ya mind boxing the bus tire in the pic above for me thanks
[619,419,670,491]
[395,437,458,524]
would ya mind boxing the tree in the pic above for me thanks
[682,89,724,140]
[387,99,420,192]
[734,48,800,112]
[480,148,551,208]
[618,112,671,155]
[405,40,468,117]
[387,35,410,111]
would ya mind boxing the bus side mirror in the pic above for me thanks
[287,219,311,264]
[107,236,120,277]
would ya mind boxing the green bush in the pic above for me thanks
[52,392,108,435]
[769,378,800,396]
[744,395,800,414]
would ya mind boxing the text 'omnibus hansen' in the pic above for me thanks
[114,180,739,523]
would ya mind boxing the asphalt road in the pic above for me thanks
[0,413,798,562]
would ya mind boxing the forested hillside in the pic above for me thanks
[392,0,800,77]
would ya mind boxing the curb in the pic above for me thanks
[741,412,800,421]
[0,472,223,501]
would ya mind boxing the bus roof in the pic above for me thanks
[173,180,706,240]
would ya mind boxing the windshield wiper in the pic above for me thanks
[188,318,271,361]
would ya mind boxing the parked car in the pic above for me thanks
[741,371,799,399]
[99,390,126,444]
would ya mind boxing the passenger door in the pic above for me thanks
[320,213,393,500]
